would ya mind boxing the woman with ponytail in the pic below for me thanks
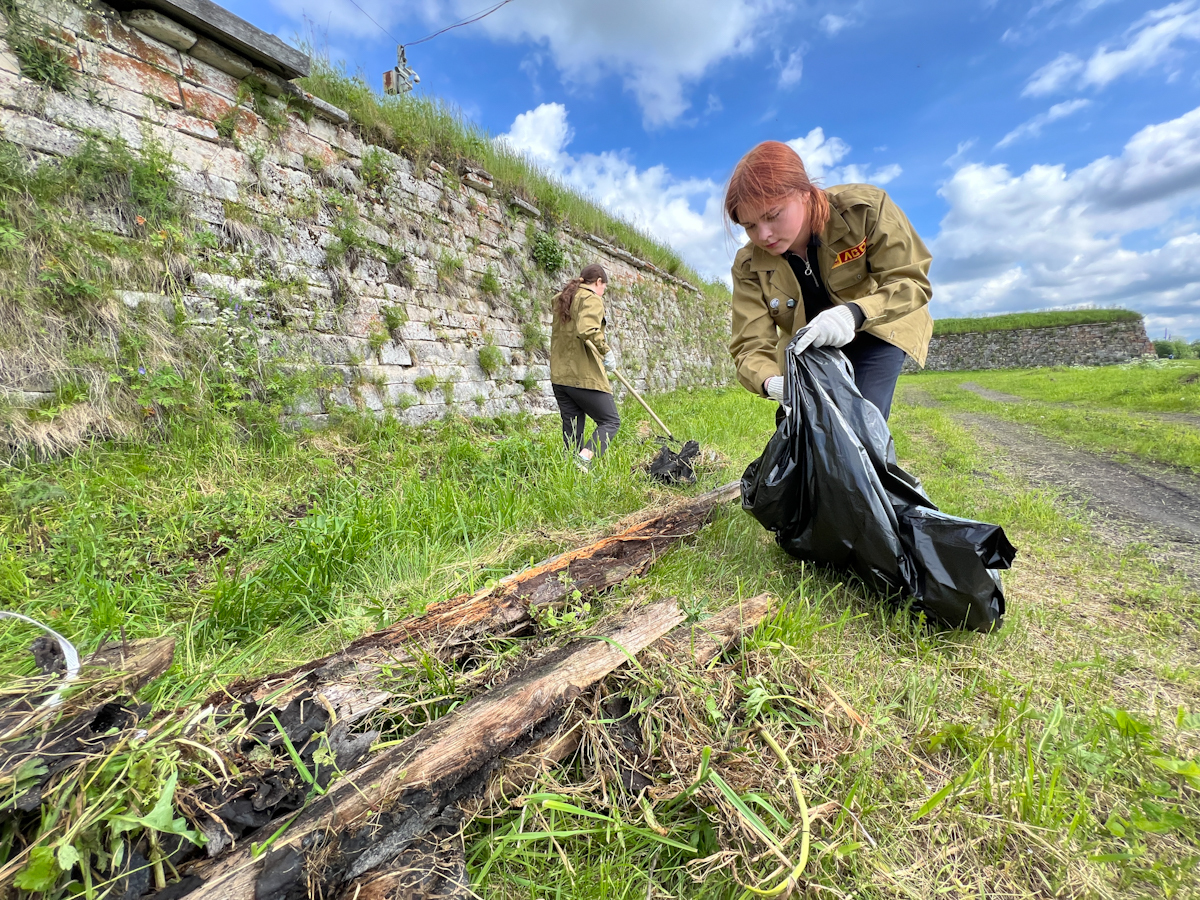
[726,141,933,421]
[549,263,620,471]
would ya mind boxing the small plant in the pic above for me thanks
[5,6,77,94]
[478,340,504,378]
[302,152,326,175]
[368,322,390,356]
[214,105,242,141]
[382,305,408,333]
[360,148,391,191]
[530,230,564,275]
[441,379,455,404]
[436,250,463,284]
[382,246,414,287]
[479,266,501,297]
[473,393,487,409]
[520,372,539,393]
[397,392,417,410]
[521,321,546,353]
[413,374,437,393]
[326,217,370,270]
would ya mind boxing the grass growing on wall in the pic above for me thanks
[933,307,1142,335]
[298,59,729,301]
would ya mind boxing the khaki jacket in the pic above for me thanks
[549,285,612,393]
[730,184,933,396]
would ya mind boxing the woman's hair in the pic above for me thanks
[554,263,608,323]
[723,141,830,238]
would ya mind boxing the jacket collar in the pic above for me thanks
[746,201,852,274]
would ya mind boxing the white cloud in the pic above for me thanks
[497,106,900,283]
[820,13,852,35]
[1023,52,1085,96]
[933,105,1200,338]
[1023,2,1200,95]
[944,139,978,168]
[787,128,903,186]
[995,98,1090,147]
[778,48,804,87]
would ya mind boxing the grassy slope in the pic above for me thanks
[933,308,1142,335]
[907,361,1200,472]
[4,373,1200,898]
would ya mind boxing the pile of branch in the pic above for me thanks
[3,483,765,898]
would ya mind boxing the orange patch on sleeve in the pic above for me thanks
[832,237,868,267]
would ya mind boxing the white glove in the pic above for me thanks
[792,305,856,356]
[603,350,617,372]
[764,376,784,401]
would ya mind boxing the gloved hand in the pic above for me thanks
[792,304,856,356]
[764,376,784,401]
[603,350,617,372]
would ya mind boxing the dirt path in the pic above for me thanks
[904,386,1200,586]
[957,381,1200,428]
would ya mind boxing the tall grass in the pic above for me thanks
[933,307,1142,335]
[298,59,729,300]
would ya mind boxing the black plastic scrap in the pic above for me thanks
[648,439,701,485]
[741,339,1016,632]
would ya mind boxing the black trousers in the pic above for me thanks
[552,383,621,457]
[777,333,908,425]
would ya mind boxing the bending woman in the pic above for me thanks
[549,263,620,471]
[726,141,932,421]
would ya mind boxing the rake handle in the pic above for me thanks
[585,342,676,442]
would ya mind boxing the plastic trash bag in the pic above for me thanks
[648,439,700,485]
[741,337,1015,632]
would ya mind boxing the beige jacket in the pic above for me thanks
[729,184,933,395]
[549,285,611,393]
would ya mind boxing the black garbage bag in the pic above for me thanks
[648,439,700,485]
[741,338,1015,632]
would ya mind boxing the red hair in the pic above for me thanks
[724,141,831,238]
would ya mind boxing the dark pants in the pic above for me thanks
[552,383,621,457]
[777,333,908,426]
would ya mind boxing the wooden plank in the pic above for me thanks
[207,482,740,724]
[480,593,778,806]
[167,599,686,899]
[112,0,310,78]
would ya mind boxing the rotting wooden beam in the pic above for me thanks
[479,592,778,807]
[206,482,740,723]
[166,599,688,900]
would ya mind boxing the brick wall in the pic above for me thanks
[0,0,731,428]
[903,319,1156,373]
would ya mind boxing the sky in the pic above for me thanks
[223,0,1200,339]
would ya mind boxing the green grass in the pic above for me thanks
[298,58,727,302]
[907,361,1200,471]
[933,308,1142,335]
[3,387,1199,898]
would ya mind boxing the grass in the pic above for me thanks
[933,308,1142,335]
[907,360,1200,471]
[297,58,728,301]
[3,381,1199,897]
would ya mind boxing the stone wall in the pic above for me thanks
[0,0,731,428]
[905,319,1155,373]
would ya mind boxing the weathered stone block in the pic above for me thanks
[179,53,242,99]
[107,14,184,72]
[80,42,182,107]
[124,9,197,53]
[189,37,252,79]
[378,342,413,366]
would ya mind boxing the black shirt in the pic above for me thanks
[784,237,866,329]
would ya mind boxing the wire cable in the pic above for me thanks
[408,0,516,45]
[343,0,402,45]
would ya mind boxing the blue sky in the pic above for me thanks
[225,0,1200,339]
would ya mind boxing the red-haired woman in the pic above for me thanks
[726,141,932,420]
[549,263,620,471]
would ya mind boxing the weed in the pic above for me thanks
[4,3,76,94]
[396,392,417,410]
[473,393,486,408]
[479,266,500,297]
[413,374,437,393]
[477,340,504,378]
[529,230,564,276]
[368,322,389,356]
[521,321,546,354]
[441,379,455,404]
[436,250,463,284]
[382,246,414,287]
[360,148,391,191]
[382,305,408,333]
[302,152,326,175]
[519,372,539,393]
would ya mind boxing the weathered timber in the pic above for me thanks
[207,482,740,722]
[0,636,175,746]
[164,599,687,900]
[480,592,778,806]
